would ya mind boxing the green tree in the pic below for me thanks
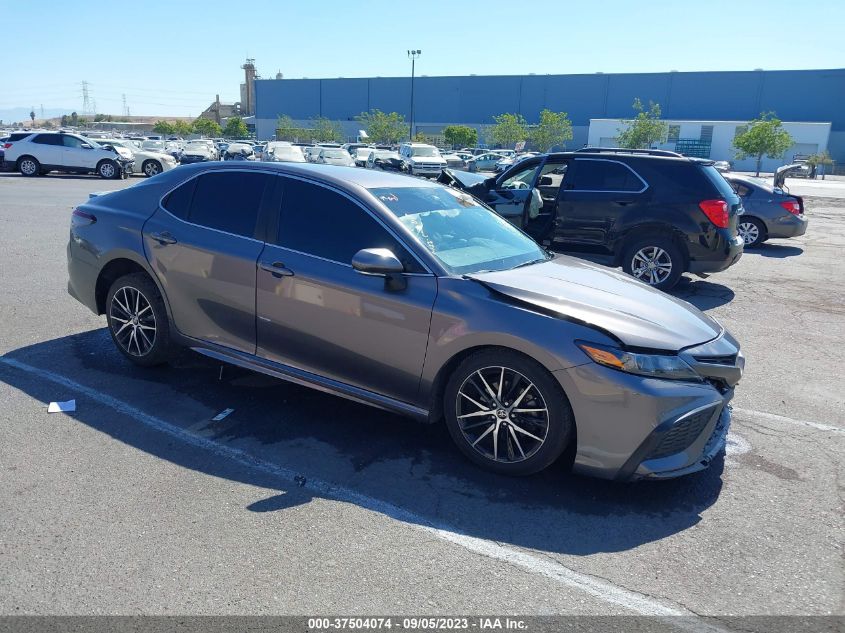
[171,120,193,137]
[616,98,668,149]
[530,109,573,152]
[192,117,222,137]
[489,113,528,148]
[310,116,344,143]
[153,120,174,136]
[276,114,298,140]
[805,150,834,179]
[355,109,407,144]
[223,116,249,138]
[732,112,794,176]
[443,125,477,148]
[60,115,69,127]
[70,112,78,126]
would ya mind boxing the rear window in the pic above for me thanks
[9,133,32,142]
[700,165,739,200]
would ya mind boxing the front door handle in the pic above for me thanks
[259,261,295,277]
[150,231,177,245]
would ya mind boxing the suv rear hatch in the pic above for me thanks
[697,162,742,234]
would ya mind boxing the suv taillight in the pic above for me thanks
[699,199,729,228]
[71,208,97,226]
[2,143,11,150]
[780,200,801,215]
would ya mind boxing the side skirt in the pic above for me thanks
[188,341,431,423]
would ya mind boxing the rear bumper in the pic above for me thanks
[67,239,100,314]
[688,233,743,273]
[767,213,808,239]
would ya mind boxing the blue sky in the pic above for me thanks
[2,0,843,118]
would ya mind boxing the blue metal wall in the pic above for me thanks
[255,68,845,156]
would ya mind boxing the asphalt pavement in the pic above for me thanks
[0,172,842,623]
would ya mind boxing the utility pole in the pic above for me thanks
[122,93,129,117]
[82,81,91,114]
[407,49,421,141]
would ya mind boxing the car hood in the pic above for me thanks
[468,256,722,351]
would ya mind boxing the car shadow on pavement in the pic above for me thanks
[0,329,726,557]
[669,278,736,311]
[744,243,804,258]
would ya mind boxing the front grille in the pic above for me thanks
[647,406,717,460]
[693,354,737,365]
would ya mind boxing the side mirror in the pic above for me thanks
[81,143,92,149]
[352,248,404,275]
[539,175,553,186]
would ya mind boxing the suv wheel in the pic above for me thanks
[18,156,40,177]
[142,160,162,177]
[738,217,765,248]
[106,273,172,366]
[622,237,684,290]
[444,350,573,476]
[97,159,119,179]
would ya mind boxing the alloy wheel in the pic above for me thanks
[631,246,673,285]
[110,286,156,356]
[100,162,116,178]
[20,159,37,175]
[144,161,161,176]
[738,221,760,246]
[455,366,549,463]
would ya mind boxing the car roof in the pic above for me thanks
[171,161,441,191]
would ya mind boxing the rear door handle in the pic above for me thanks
[259,261,295,277]
[149,231,177,245]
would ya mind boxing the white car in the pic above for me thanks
[181,141,216,164]
[353,147,374,166]
[264,142,306,163]
[224,142,255,160]
[398,142,447,177]
[316,147,355,167]
[95,139,178,177]
[3,131,133,178]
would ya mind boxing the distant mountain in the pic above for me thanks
[0,107,77,123]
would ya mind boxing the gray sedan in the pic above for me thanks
[67,163,743,480]
[724,173,809,247]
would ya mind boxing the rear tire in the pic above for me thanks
[142,160,162,177]
[622,236,684,290]
[738,217,766,248]
[106,273,173,367]
[18,156,40,177]
[443,349,573,476]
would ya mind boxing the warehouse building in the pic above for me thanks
[253,68,844,164]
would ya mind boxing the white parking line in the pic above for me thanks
[733,407,844,434]
[1,356,709,619]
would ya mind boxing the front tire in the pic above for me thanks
[738,217,765,248]
[18,156,40,177]
[142,160,163,177]
[106,273,172,367]
[97,159,119,179]
[622,236,684,290]
[444,350,573,476]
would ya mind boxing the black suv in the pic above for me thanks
[440,148,744,290]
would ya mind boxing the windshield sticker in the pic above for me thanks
[379,193,399,203]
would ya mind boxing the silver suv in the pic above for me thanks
[67,162,743,480]
[399,142,447,177]
[3,131,133,178]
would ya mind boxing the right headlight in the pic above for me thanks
[577,341,701,382]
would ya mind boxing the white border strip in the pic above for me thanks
[733,407,843,434]
[1,356,732,626]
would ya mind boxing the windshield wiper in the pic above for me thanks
[510,257,549,270]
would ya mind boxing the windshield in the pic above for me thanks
[370,186,547,275]
[142,141,165,150]
[323,149,347,159]
[411,146,440,158]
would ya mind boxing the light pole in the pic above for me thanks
[408,49,421,141]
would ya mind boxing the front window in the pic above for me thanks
[370,186,548,275]
[322,149,346,159]
[411,146,440,158]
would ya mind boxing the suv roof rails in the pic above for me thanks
[575,147,683,158]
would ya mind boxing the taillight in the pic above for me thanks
[699,199,729,228]
[2,143,11,149]
[780,200,801,215]
[71,208,97,225]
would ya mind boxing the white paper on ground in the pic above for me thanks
[48,400,76,413]
[212,408,234,421]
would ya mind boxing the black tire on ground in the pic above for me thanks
[18,156,40,177]
[738,216,766,248]
[621,235,685,290]
[97,159,120,179]
[142,160,162,177]
[443,349,574,476]
[106,273,173,367]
